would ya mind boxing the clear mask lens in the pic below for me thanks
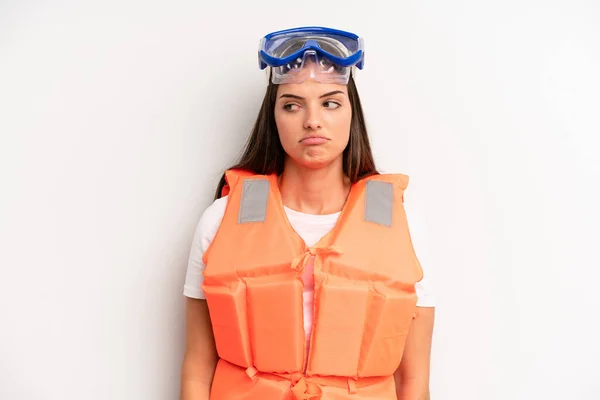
[272,50,350,84]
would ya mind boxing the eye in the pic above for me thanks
[323,100,341,109]
[283,103,299,112]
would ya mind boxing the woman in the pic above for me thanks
[181,26,435,400]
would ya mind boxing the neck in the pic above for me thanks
[278,158,351,215]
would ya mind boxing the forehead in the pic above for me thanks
[276,78,347,98]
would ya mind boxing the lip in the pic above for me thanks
[300,135,329,145]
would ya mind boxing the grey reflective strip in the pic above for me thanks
[364,180,394,227]
[239,179,269,224]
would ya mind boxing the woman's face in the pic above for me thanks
[274,76,352,170]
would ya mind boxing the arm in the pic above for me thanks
[394,306,435,400]
[180,298,219,400]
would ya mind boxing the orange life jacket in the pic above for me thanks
[202,169,423,399]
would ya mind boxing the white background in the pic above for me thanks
[1,1,599,399]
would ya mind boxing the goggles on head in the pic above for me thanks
[258,26,365,85]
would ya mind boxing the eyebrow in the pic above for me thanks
[279,90,345,100]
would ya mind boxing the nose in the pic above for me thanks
[303,104,323,131]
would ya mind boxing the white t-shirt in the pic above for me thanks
[183,195,435,343]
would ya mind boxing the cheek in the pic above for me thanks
[274,111,297,148]
[329,108,352,143]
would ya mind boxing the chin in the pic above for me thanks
[303,160,331,170]
[294,153,343,170]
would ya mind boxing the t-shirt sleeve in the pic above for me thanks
[404,199,436,308]
[183,196,228,299]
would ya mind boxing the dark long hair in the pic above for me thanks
[214,75,378,199]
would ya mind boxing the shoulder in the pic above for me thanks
[201,195,228,224]
[191,195,229,253]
